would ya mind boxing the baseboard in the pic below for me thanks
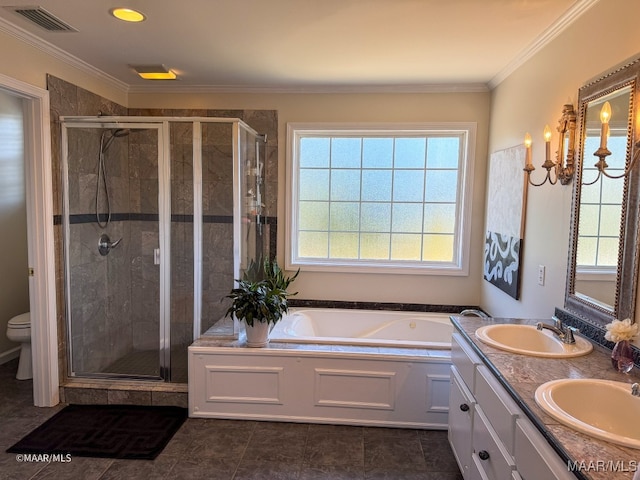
[0,346,20,365]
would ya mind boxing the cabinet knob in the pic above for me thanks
[478,450,490,461]
[459,403,470,412]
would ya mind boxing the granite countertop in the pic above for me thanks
[451,315,640,480]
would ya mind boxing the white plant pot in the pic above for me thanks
[245,320,270,347]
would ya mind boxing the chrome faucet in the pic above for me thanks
[632,383,640,397]
[459,309,490,320]
[536,316,577,344]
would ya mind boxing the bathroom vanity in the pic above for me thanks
[449,315,640,480]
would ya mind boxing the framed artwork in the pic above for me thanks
[483,145,528,299]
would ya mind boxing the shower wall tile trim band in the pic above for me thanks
[53,214,278,226]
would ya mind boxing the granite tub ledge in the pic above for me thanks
[450,315,640,480]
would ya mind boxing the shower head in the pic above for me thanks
[100,128,130,154]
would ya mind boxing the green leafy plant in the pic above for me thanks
[224,258,299,327]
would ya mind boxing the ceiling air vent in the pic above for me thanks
[8,6,77,32]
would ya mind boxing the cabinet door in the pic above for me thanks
[449,366,474,479]
[472,406,516,480]
[515,419,576,480]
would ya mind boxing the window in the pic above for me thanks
[577,128,627,278]
[286,123,476,274]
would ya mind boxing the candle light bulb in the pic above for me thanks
[543,125,552,142]
[524,132,532,147]
[600,101,612,124]
[599,101,612,150]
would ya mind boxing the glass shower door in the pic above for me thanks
[63,123,167,380]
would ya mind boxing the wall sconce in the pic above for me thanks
[583,101,640,185]
[523,104,577,186]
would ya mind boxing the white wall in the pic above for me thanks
[0,89,29,356]
[484,0,640,317]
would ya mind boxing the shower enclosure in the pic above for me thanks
[60,116,266,383]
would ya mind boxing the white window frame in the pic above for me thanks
[285,122,476,275]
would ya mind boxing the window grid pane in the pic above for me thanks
[293,128,468,268]
[577,131,626,268]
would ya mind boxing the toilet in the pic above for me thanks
[6,312,32,380]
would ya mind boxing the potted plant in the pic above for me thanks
[224,258,298,347]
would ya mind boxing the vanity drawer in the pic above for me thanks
[452,332,482,392]
[514,418,575,480]
[475,365,520,454]
[472,406,516,480]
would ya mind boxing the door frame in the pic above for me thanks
[0,73,58,407]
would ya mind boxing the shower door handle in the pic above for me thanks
[154,248,161,265]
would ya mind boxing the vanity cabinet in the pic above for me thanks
[449,332,575,480]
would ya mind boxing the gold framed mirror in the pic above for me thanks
[565,56,640,325]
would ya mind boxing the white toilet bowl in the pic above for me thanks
[6,312,32,380]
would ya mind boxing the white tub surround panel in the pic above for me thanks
[189,343,451,429]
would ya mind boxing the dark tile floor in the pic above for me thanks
[0,359,463,479]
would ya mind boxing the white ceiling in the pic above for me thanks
[0,0,596,93]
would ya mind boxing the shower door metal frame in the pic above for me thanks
[60,119,170,381]
[60,115,262,381]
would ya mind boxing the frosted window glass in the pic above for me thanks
[424,204,455,233]
[298,231,328,257]
[360,233,390,259]
[331,169,361,201]
[392,203,422,233]
[331,138,361,168]
[299,169,329,201]
[599,204,622,236]
[395,138,426,168]
[363,138,393,168]
[360,203,391,232]
[600,176,624,204]
[578,204,599,236]
[576,237,597,266]
[391,234,421,260]
[393,170,424,202]
[606,135,629,170]
[427,137,460,168]
[425,170,457,202]
[290,124,474,271]
[329,232,359,259]
[330,202,360,231]
[300,138,329,167]
[362,169,392,201]
[597,237,620,266]
[579,181,601,204]
[299,201,329,230]
[423,234,454,262]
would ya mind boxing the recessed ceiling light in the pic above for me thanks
[110,7,146,23]
[131,64,178,80]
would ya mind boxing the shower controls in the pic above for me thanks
[98,234,122,256]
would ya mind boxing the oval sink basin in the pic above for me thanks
[475,324,593,358]
[536,379,640,449]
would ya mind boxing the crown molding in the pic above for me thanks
[126,82,490,95]
[0,16,129,94]
[488,0,600,89]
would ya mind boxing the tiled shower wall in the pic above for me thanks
[48,75,278,382]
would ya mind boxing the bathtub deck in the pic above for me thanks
[188,333,452,429]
